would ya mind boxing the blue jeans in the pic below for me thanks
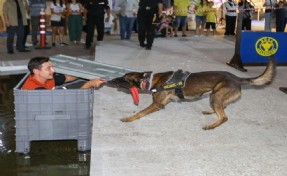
[119,16,136,40]
[264,12,273,32]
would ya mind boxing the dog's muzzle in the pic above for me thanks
[107,78,132,89]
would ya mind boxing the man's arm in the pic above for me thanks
[64,75,78,83]
[80,78,106,89]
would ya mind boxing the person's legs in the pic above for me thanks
[59,26,64,43]
[6,26,17,53]
[16,20,25,51]
[68,15,76,42]
[23,19,30,47]
[95,15,105,41]
[195,15,201,35]
[51,25,58,45]
[75,15,83,42]
[86,16,95,48]
[230,16,236,35]
[181,16,187,36]
[126,17,136,39]
[264,12,272,31]
[145,13,155,49]
[246,18,251,30]
[174,16,180,36]
[200,16,206,35]
[137,13,146,46]
[119,16,127,40]
[225,15,231,35]
[31,16,40,45]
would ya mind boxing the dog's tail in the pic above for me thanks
[240,57,276,86]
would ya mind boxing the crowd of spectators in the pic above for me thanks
[0,0,287,53]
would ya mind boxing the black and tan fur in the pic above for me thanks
[110,58,276,130]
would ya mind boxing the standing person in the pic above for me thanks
[263,0,277,31]
[224,0,237,36]
[23,0,31,48]
[173,0,189,37]
[205,1,217,36]
[3,0,29,54]
[29,0,46,46]
[275,0,287,32]
[21,57,106,90]
[194,0,208,36]
[84,0,111,49]
[67,0,84,44]
[114,0,139,40]
[238,0,254,30]
[137,0,163,50]
[50,0,69,46]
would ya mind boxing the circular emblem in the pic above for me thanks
[255,37,278,56]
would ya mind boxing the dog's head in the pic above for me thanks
[108,72,152,90]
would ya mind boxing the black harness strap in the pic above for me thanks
[151,69,191,99]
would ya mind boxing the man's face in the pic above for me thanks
[34,61,55,80]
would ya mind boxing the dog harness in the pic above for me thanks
[142,70,191,99]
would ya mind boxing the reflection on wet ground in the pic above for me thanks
[0,75,90,176]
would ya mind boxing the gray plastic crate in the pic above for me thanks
[14,73,94,153]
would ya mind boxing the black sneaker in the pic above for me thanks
[140,43,146,47]
[145,46,151,50]
[8,50,14,54]
[52,43,56,47]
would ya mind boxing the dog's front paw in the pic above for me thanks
[120,117,132,122]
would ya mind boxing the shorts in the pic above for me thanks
[195,15,206,24]
[175,16,187,27]
[51,18,65,27]
[205,22,216,29]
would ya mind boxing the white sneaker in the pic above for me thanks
[80,39,85,44]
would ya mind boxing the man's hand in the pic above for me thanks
[81,78,106,89]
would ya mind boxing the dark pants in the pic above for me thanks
[7,19,25,52]
[30,15,40,45]
[23,19,30,46]
[242,18,251,30]
[85,15,104,47]
[225,15,236,35]
[137,11,155,48]
[276,9,286,32]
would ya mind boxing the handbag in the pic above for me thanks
[51,14,61,22]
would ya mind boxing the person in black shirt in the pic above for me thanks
[137,0,163,50]
[84,0,110,49]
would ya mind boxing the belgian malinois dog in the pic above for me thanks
[109,58,276,130]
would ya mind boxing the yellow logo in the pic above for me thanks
[255,37,278,56]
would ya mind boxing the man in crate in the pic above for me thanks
[21,57,105,90]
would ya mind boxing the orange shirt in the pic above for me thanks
[21,75,56,90]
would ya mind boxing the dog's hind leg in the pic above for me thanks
[121,103,163,122]
[203,83,241,130]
